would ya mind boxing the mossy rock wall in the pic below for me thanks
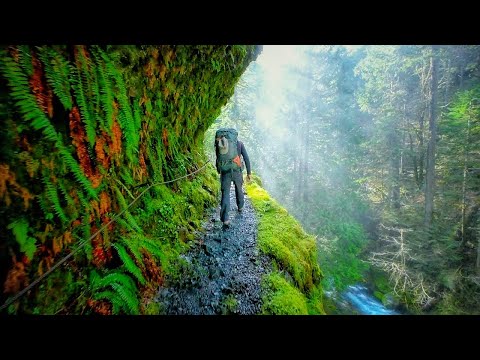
[246,178,325,315]
[0,45,261,314]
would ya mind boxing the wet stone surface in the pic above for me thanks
[155,184,270,315]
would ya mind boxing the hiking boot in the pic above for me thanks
[238,207,243,212]
[223,220,231,227]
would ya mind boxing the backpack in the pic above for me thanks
[215,128,242,173]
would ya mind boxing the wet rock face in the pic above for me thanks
[155,186,270,315]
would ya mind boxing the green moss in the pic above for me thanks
[143,301,162,315]
[220,294,238,315]
[368,268,393,303]
[246,181,322,292]
[306,285,326,315]
[261,272,308,315]
[246,179,325,315]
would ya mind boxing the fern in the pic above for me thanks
[117,110,138,164]
[113,185,141,232]
[100,48,138,163]
[110,282,139,315]
[93,290,124,314]
[42,172,69,224]
[81,215,93,262]
[77,46,98,146]
[37,46,73,110]
[141,237,169,266]
[115,217,135,233]
[116,233,166,274]
[57,178,78,219]
[69,62,96,147]
[88,54,102,129]
[8,218,37,260]
[37,195,54,221]
[2,54,97,205]
[112,242,146,285]
[146,138,165,183]
[76,188,91,213]
[90,269,140,315]
[128,233,169,266]
[133,101,142,138]
[120,168,134,186]
[57,141,97,200]
[118,235,145,267]
[1,56,59,142]
[91,48,114,132]
[17,45,33,77]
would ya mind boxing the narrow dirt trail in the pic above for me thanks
[155,184,270,315]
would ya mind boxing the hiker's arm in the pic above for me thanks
[240,142,251,175]
[215,143,221,174]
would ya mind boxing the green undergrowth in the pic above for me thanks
[246,175,325,315]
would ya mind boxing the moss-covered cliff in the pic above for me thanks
[246,176,325,314]
[0,45,261,314]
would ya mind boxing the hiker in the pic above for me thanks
[214,128,251,227]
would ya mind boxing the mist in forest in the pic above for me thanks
[209,44,480,314]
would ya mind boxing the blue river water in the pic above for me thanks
[341,284,400,315]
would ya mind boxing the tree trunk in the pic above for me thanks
[461,115,471,245]
[303,119,309,203]
[477,225,480,274]
[425,46,439,227]
[410,132,419,186]
[295,115,302,205]
[390,130,401,209]
[418,112,425,189]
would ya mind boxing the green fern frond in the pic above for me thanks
[1,56,59,142]
[77,46,98,144]
[41,173,69,224]
[117,110,138,164]
[69,63,96,147]
[76,188,91,212]
[56,141,97,200]
[120,168,134,186]
[37,46,73,110]
[37,195,54,221]
[17,45,33,76]
[118,236,145,267]
[137,234,168,265]
[91,48,114,132]
[57,179,74,206]
[88,53,102,122]
[7,218,37,261]
[90,270,140,315]
[57,178,78,218]
[142,241,167,266]
[99,48,138,162]
[110,282,139,315]
[115,217,135,233]
[112,242,146,285]
[113,185,141,232]
[93,290,124,314]
[89,269,101,287]
[92,270,135,290]
[133,101,142,136]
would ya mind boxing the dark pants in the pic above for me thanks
[220,170,244,222]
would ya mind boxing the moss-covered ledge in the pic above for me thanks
[245,175,325,315]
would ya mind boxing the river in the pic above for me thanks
[328,284,401,315]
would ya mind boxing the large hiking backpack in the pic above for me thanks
[215,128,242,173]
